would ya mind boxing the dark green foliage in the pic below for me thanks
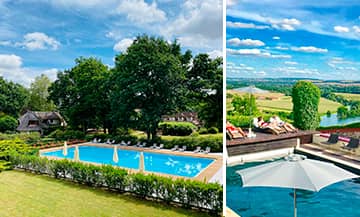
[0,77,29,117]
[161,134,222,152]
[159,122,196,136]
[10,154,222,213]
[292,81,321,130]
[337,106,348,119]
[111,36,188,141]
[48,129,85,140]
[49,57,111,133]
[207,127,219,134]
[326,110,332,117]
[186,54,223,130]
[0,115,18,132]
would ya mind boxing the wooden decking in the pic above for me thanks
[227,130,317,156]
[40,143,223,183]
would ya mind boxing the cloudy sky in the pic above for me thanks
[0,0,222,86]
[227,0,360,80]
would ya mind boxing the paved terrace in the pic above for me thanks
[227,130,317,156]
[40,143,223,183]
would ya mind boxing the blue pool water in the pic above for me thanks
[227,160,360,217]
[41,146,214,178]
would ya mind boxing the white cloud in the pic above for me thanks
[270,18,301,31]
[0,54,59,86]
[275,46,289,50]
[227,38,265,47]
[227,0,238,6]
[0,41,11,46]
[334,25,349,33]
[16,32,60,50]
[0,54,22,69]
[253,71,266,76]
[272,36,280,40]
[116,0,166,24]
[275,66,319,75]
[113,38,133,53]
[291,46,328,53]
[353,26,360,33]
[227,48,291,58]
[284,61,298,65]
[226,21,269,29]
[207,49,222,59]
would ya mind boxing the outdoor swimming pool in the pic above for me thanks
[41,145,214,178]
[227,160,360,217]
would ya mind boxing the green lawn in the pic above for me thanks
[0,171,212,217]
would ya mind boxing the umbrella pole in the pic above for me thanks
[294,188,297,217]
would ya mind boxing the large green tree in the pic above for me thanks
[49,57,110,132]
[231,94,257,116]
[292,81,321,130]
[0,77,29,117]
[27,74,56,111]
[110,35,187,140]
[186,54,223,130]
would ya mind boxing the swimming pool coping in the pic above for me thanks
[39,142,223,183]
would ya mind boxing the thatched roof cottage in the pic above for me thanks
[17,111,66,134]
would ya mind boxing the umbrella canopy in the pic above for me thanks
[237,154,358,192]
[139,152,145,172]
[113,145,119,163]
[237,154,358,217]
[63,141,68,156]
[74,145,80,162]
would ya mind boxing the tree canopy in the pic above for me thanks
[49,57,110,132]
[0,77,29,117]
[27,74,56,111]
[292,81,321,130]
[110,35,188,140]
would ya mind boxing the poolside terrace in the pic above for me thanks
[40,143,223,183]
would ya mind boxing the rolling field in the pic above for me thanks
[227,90,342,114]
[335,92,360,101]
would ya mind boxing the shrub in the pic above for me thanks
[48,129,85,141]
[0,115,17,133]
[161,134,222,152]
[0,132,40,144]
[159,122,197,136]
[0,139,37,171]
[292,81,321,130]
[9,154,222,213]
[198,128,208,134]
[207,127,219,134]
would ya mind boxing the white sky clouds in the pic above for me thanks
[227,48,291,59]
[226,21,269,29]
[113,38,134,53]
[16,32,60,51]
[270,18,301,31]
[116,0,167,24]
[227,38,265,47]
[291,46,328,53]
[334,25,350,33]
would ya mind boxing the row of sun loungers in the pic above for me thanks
[321,133,360,151]
[92,138,211,153]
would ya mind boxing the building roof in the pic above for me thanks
[17,111,66,132]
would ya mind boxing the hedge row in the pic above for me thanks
[159,122,197,136]
[161,134,222,152]
[10,154,222,214]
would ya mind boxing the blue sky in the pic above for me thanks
[0,0,222,86]
[226,0,360,80]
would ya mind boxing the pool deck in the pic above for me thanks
[226,207,241,217]
[40,142,223,183]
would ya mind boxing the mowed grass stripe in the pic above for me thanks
[0,171,211,217]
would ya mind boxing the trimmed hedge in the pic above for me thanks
[48,129,85,141]
[0,115,17,133]
[159,122,197,136]
[10,154,222,214]
[161,134,222,152]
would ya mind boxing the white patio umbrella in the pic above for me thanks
[139,152,145,172]
[237,154,358,217]
[74,145,80,161]
[62,141,68,156]
[113,145,119,163]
